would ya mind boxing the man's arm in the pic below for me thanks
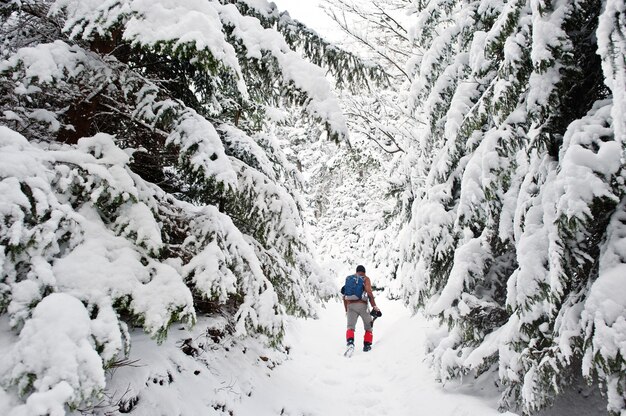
[364,276,378,309]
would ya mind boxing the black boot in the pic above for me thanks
[363,342,372,352]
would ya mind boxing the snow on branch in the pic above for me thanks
[50,0,349,140]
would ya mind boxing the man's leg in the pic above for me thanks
[363,330,373,351]
[346,303,358,345]
[358,304,374,351]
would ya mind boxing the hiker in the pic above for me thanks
[342,265,381,352]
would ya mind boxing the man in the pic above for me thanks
[343,265,381,352]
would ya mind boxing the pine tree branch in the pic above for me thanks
[100,100,170,138]
[228,0,391,90]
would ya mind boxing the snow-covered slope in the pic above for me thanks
[0,262,607,416]
[65,265,517,416]
[236,297,514,416]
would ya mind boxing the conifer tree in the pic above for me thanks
[306,0,419,285]
[397,0,626,413]
[0,0,384,412]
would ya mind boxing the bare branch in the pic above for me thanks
[324,7,411,82]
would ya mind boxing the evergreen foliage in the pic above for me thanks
[0,0,382,412]
[308,0,420,287]
[396,0,626,413]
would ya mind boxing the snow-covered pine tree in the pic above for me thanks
[398,0,625,413]
[0,0,385,412]
[294,98,404,280]
[298,0,420,287]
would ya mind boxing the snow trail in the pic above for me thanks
[233,298,515,416]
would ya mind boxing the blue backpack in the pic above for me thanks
[343,274,366,300]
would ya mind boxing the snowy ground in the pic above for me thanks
[231,297,515,416]
[97,269,607,416]
[0,262,606,416]
[2,278,606,415]
[101,294,516,416]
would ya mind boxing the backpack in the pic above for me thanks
[342,274,366,301]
